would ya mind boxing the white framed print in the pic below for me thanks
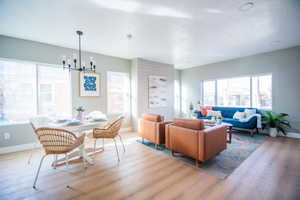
[148,75,168,108]
[79,72,100,97]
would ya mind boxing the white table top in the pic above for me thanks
[47,120,108,133]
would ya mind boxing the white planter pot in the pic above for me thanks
[270,128,277,137]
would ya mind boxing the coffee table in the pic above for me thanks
[204,120,233,144]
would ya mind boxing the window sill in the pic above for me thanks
[0,121,29,127]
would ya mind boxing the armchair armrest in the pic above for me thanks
[198,124,227,161]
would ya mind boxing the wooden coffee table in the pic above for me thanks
[204,120,233,144]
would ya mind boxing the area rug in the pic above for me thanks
[136,132,267,179]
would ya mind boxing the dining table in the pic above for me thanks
[46,119,108,167]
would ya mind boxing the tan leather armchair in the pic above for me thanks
[139,113,171,148]
[166,118,227,166]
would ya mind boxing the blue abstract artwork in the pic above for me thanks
[84,75,97,91]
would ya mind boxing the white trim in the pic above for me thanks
[287,132,300,139]
[0,142,41,155]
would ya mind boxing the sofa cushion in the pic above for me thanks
[173,118,204,130]
[142,113,163,122]
[213,106,260,118]
[200,106,212,116]
[222,117,257,129]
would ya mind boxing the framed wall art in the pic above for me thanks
[79,72,100,97]
[148,75,167,108]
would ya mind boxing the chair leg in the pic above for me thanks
[118,135,125,152]
[102,138,105,150]
[142,138,144,144]
[65,153,69,168]
[171,150,175,157]
[113,138,120,162]
[33,154,47,189]
[94,139,97,152]
[28,152,33,165]
[53,155,58,169]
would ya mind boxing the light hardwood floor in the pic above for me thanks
[0,133,299,200]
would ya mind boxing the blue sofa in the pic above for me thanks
[194,106,261,136]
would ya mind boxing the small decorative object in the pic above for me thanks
[75,106,85,122]
[216,116,222,124]
[148,76,167,108]
[262,111,291,137]
[61,30,96,73]
[80,72,100,97]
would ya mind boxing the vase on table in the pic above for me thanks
[76,111,84,122]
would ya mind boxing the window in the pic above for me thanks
[217,77,250,107]
[203,80,215,106]
[202,74,272,109]
[0,60,37,123]
[107,71,130,115]
[174,80,181,115]
[0,59,71,124]
[38,65,71,117]
[252,75,272,109]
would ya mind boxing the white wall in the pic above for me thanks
[131,58,175,130]
[181,46,300,131]
[0,35,131,148]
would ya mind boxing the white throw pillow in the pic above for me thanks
[207,110,222,118]
[245,109,256,118]
[233,111,245,120]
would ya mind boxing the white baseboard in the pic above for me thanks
[0,142,41,155]
[287,132,300,139]
[0,127,133,155]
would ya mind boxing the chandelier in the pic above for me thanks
[62,30,96,72]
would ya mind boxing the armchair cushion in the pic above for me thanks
[142,113,163,122]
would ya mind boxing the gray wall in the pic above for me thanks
[181,46,300,131]
[131,58,175,130]
[0,35,131,148]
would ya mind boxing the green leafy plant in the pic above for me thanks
[262,111,291,135]
[75,106,85,112]
[189,102,194,111]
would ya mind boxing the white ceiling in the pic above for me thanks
[1,0,300,69]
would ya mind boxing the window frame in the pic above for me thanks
[106,71,131,115]
[0,57,72,126]
[202,73,272,110]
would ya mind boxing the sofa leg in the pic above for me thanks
[171,150,175,157]
[195,159,199,167]
[142,138,144,144]
[155,144,158,149]
[250,129,254,137]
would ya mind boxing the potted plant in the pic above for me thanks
[189,102,194,118]
[75,106,85,122]
[262,111,291,137]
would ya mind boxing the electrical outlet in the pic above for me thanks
[3,132,10,140]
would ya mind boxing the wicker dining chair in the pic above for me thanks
[28,117,52,164]
[32,125,85,189]
[92,116,125,162]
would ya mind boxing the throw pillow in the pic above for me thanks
[200,106,212,116]
[233,111,246,120]
[245,109,256,118]
[207,110,222,118]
